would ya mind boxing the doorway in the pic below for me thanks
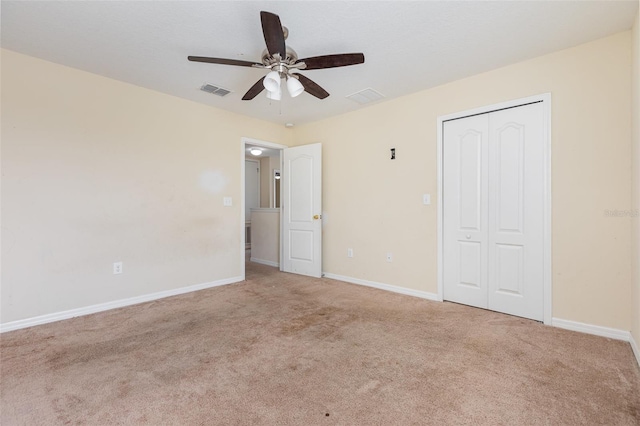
[241,138,323,280]
[437,94,552,324]
[242,138,286,279]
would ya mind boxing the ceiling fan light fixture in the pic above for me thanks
[266,86,282,101]
[286,76,304,98]
[263,70,281,92]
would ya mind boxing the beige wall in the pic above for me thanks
[631,6,640,346]
[1,49,290,323]
[293,31,633,330]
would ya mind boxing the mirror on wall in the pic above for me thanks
[273,169,281,208]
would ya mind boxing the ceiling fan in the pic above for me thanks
[188,11,365,101]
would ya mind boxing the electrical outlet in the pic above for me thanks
[113,262,123,274]
[347,248,353,258]
[386,252,393,262]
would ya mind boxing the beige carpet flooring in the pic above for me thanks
[1,259,639,425]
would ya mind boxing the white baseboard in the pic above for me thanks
[323,272,440,302]
[0,276,243,333]
[551,317,631,341]
[630,334,640,367]
[250,257,279,267]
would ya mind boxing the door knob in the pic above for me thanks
[466,234,471,239]
[313,214,322,220]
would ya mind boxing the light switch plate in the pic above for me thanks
[223,197,232,207]
[423,194,431,205]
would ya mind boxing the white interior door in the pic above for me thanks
[443,103,545,321]
[282,143,322,278]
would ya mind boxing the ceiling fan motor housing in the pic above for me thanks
[261,46,299,67]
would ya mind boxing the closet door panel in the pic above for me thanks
[443,115,489,309]
[487,103,545,321]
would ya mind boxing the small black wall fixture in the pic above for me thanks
[391,148,396,160]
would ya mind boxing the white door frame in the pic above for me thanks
[240,137,287,280]
[436,93,552,325]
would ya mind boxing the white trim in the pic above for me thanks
[323,273,440,302]
[630,334,640,367]
[0,276,243,333]
[436,93,552,324]
[273,169,281,208]
[436,110,445,303]
[249,257,279,267]
[240,137,287,280]
[551,318,631,341]
[541,94,553,325]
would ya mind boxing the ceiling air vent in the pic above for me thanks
[346,88,385,104]
[200,83,231,97]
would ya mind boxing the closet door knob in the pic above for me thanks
[466,234,471,239]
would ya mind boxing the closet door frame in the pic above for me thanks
[436,93,552,325]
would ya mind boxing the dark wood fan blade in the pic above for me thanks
[296,74,329,99]
[297,53,365,70]
[242,77,266,100]
[188,56,262,67]
[260,11,286,59]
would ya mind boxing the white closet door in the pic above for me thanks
[487,103,544,321]
[443,114,489,309]
[443,102,545,321]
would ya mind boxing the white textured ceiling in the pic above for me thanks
[2,1,637,126]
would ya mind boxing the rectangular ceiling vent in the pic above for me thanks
[346,88,385,104]
[200,83,231,97]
